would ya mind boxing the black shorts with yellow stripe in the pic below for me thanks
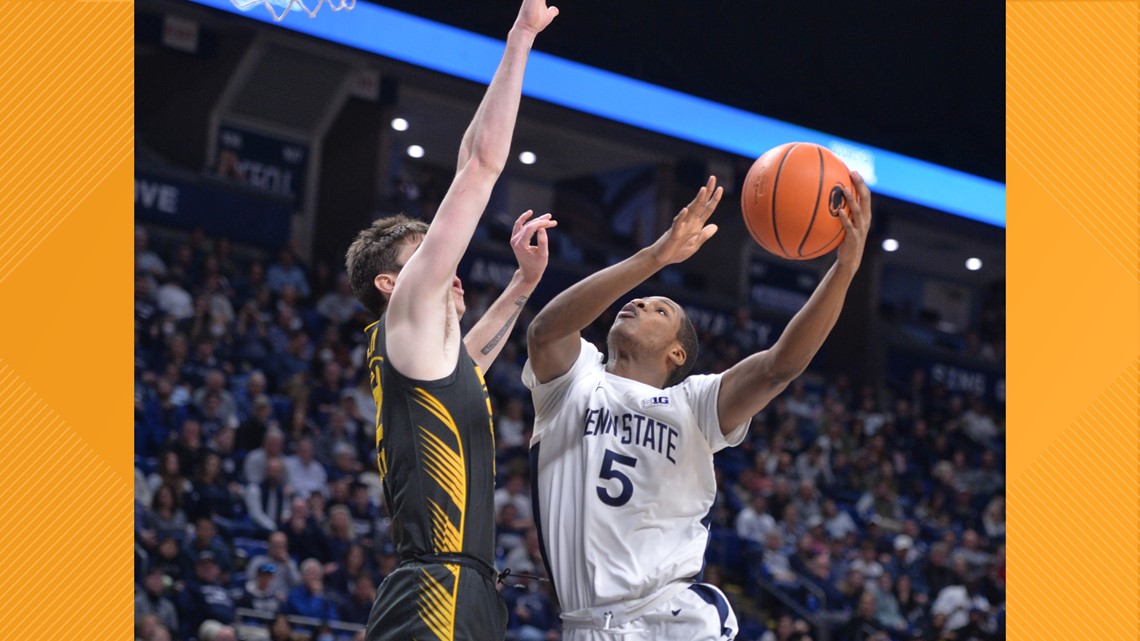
[365,559,507,641]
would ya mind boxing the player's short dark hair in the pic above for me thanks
[345,214,429,316]
[665,307,699,387]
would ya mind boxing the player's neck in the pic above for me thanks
[605,352,668,389]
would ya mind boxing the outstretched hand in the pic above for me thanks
[649,175,722,266]
[836,171,872,270]
[512,210,557,285]
[514,0,559,35]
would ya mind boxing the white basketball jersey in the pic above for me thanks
[524,339,748,614]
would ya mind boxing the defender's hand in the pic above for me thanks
[512,210,557,286]
[514,0,559,36]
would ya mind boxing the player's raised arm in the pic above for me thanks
[717,172,872,432]
[464,210,557,372]
[385,0,558,377]
[527,177,722,383]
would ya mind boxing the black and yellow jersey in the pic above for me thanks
[365,315,497,567]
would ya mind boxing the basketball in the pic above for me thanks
[741,142,853,260]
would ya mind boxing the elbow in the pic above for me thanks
[461,149,505,179]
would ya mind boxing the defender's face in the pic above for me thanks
[390,237,466,317]
[609,296,683,353]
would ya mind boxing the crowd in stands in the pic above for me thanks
[135,224,1005,641]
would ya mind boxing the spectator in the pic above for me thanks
[188,452,242,525]
[244,429,287,486]
[761,530,797,583]
[843,591,884,641]
[494,473,532,523]
[501,580,559,641]
[347,481,380,542]
[245,457,293,534]
[236,562,283,615]
[283,558,339,621]
[494,396,529,453]
[148,483,189,543]
[325,543,372,601]
[282,496,331,564]
[180,514,233,576]
[248,531,303,598]
[339,573,377,626]
[267,247,311,299]
[284,437,328,500]
[233,370,269,422]
[871,573,910,637]
[849,539,885,583]
[325,505,357,566]
[236,394,275,454]
[193,370,239,428]
[267,613,303,641]
[135,566,180,633]
[931,581,990,633]
[177,551,235,639]
[316,272,363,326]
[736,493,777,545]
[822,499,857,541]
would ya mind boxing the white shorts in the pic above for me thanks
[562,583,738,641]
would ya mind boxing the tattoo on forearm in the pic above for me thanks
[481,296,527,355]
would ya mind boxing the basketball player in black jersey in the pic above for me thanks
[343,1,558,639]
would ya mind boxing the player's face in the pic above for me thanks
[610,296,683,355]
[392,237,466,317]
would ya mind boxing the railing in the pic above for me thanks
[234,608,364,639]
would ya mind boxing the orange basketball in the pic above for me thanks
[741,142,852,260]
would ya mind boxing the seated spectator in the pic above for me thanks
[316,272,364,326]
[981,496,1005,541]
[761,530,798,583]
[325,505,357,567]
[849,539,885,583]
[495,502,529,559]
[501,579,559,641]
[236,562,283,615]
[494,397,528,453]
[893,573,929,630]
[856,480,905,533]
[148,483,189,543]
[180,515,233,576]
[192,369,238,429]
[135,565,180,633]
[800,554,847,612]
[177,551,235,639]
[843,591,885,641]
[325,543,373,601]
[188,452,243,525]
[267,247,311,298]
[347,481,380,542]
[494,473,532,523]
[244,457,293,535]
[236,394,275,455]
[248,531,303,598]
[871,573,910,637]
[284,437,328,500]
[931,581,990,633]
[736,493,777,545]
[282,496,331,564]
[243,428,287,486]
[339,574,377,626]
[284,558,339,621]
[822,499,857,541]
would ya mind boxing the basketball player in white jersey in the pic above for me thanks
[523,173,871,640]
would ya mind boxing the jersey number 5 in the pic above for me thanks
[596,449,638,507]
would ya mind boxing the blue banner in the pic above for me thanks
[135,167,293,249]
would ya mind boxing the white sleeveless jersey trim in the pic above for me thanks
[523,339,748,613]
